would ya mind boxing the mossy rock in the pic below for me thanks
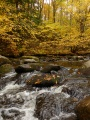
[0,55,11,66]
[0,64,14,74]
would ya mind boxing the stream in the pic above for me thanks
[0,56,90,120]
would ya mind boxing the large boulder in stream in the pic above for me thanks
[15,63,41,73]
[75,96,90,120]
[0,55,11,66]
[34,92,77,120]
[26,65,69,87]
[26,73,61,87]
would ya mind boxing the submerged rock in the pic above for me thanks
[75,96,90,120]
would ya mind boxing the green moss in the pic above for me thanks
[0,64,14,74]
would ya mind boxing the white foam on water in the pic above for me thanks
[0,82,21,95]
[0,80,70,120]
[50,112,76,120]
[0,110,3,120]
[17,90,39,120]
[3,72,16,79]
[21,109,38,120]
[53,85,66,93]
[59,112,76,117]
[52,85,70,98]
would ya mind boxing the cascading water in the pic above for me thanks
[0,59,90,120]
[0,71,74,120]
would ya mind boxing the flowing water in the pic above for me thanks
[0,58,90,120]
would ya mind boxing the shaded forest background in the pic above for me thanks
[0,0,90,57]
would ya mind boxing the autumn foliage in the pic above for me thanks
[0,0,90,57]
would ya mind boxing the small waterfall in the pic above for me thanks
[0,79,71,120]
[0,59,90,120]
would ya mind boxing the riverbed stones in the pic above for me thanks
[69,56,84,61]
[75,96,90,120]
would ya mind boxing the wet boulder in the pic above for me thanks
[0,64,14,75]
[40,64,61,73]
[26,73,61,87]
[15,64,34,73]
[75,96,90,120]
[15,63,42,73]
[0,55,11,66]
[34,92,77,120]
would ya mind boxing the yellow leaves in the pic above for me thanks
[0,15,9,22]
[35,79,41,84]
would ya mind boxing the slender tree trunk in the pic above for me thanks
[69,0,73,26]
[59,0,62,25]
[15,0,19,10]
[52,0,56,23]
[48,0,50,20]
